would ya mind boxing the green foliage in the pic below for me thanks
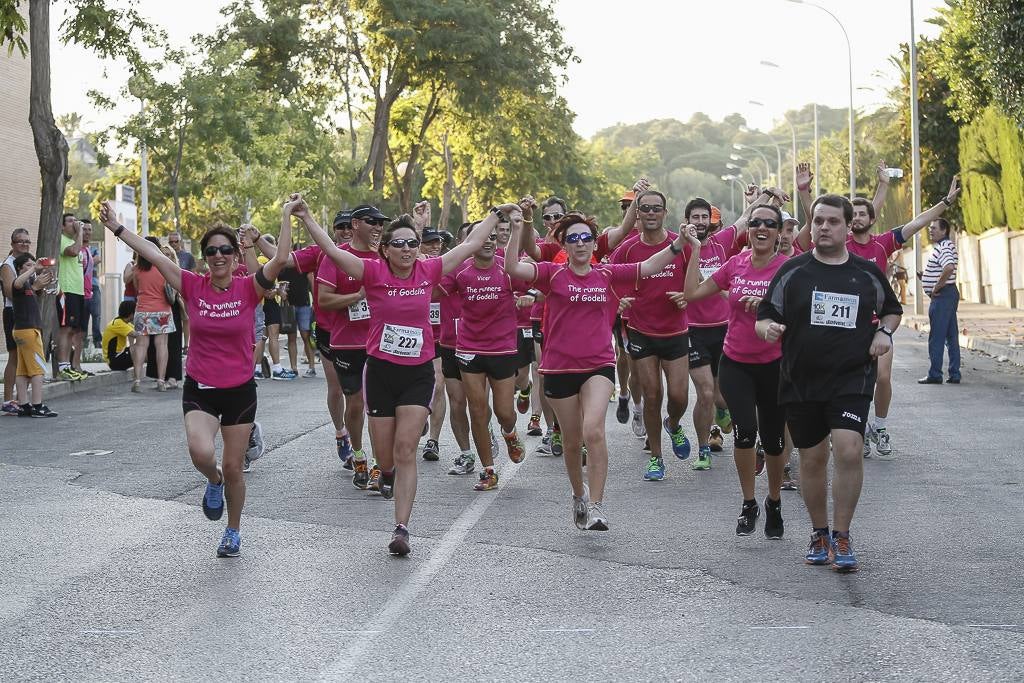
[0,0,27,56]
[957,105,1024,233]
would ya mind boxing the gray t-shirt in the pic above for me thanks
[177,250,197,272]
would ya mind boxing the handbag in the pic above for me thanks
[280,302,297,334]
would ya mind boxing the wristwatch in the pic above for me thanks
[878,325,895,338]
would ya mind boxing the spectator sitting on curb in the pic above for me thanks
[102,300,137,372]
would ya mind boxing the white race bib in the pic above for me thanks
[380,323,423,358]
[810,291,859,329]
[699,266,718,280]
[348,298,370,321]
[521,327,533,339]
[429,302,441,326]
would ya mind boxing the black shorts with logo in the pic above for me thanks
[688,325,727,376]
[439,346,461,381]
[543,367,615,399]
[785,394,872,449]
[516,328,535,368]
[456,351,518,380]
[314,326,334,364]
[626,328,689,362]
[56,292,85,329]
[365,356,435,417]
[182,376,258,426]
[332,348,368,395]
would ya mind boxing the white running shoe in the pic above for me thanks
[630,409,646,439]
[586,501,608,531]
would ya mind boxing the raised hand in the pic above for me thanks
[743,184,759,206]
[876,160,889,184]
[518,195,536,222]
[796,162,813,191]
[284,193,310,218]
[412,200,431,229]
[633,176,651,194]
[680,224,701,247]
[99,201,119,230]
[946,175,961,203]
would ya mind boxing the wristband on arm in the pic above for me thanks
[255,265,275,290]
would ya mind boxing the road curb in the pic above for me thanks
[903,315,1024,366]
[44,370,130,400]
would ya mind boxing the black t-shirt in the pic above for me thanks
[12,281,41,330]
[280,267,310,307]
[757,251,903,404]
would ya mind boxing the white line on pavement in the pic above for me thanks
[537,628,595,633]
[749,626,809,630]
[318,460,525,680]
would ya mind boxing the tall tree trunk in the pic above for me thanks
[398,88,442,215]
[28,0,69,377]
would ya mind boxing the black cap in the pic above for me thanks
[421,228,444,243]
[333,210,352,228]
[350,204,390,221]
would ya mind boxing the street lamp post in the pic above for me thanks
[786,0,855,198]
[909,0,924,314]
[725,163,752,186]
[730,155,764,186]
[748,100,798,214]
[739,125,784,192]
[733,144,774,185]
[721,174,743,214]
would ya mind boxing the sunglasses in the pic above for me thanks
[203,245,236,257]
[14,240,32,245]
[638,204,665,214]
[363,218,385,226]
[564,232,595,244]
[542,213,565,222]
[387,238,421,249]
[336,224,353,230]
[748,218,780,229]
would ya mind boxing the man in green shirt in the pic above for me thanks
[56,213,87,381]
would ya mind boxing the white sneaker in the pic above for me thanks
[630,409,646,439]
[873,429,894,460]
[247,422,265,461]
[573,485,590,530]
[303,367,316,377]
[586,501,609,531]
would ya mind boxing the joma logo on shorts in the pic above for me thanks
[842,411,861,423]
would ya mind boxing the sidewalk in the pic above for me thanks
[0,353,128,402]
[902,300,1024,366]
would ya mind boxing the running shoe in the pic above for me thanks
[715,407,733,434]
[536,432,552,455]
[368,464,381,491]
[527,414,543,436]
[59,367,80,382]
[131,380,141,393]
[862,435,872,459]
[831,534,859,572]
[736,501,759,536]
[755,442,766,475]
[337,432,353,466]
[805,532,832,565]
[781,464,799,491]
[585,502,608,531]
[448,453,475,475]
[247,422,265,462]
[29,404,58,418]
[2,400,20,416]
[379,468,395,500]
[573,486,589,530]
[352,454,369,489]
[764,497,784,539]
[708,425,724,452]
[156,379,168,392]
[615,395,630,424]
[243,455,252,473]
[643,456,665,481]
[77,368,96,377]
[422,438,440,461]
[630,408,646,439]
[872,428,894,460]
[503,430,526,463]
[17,404,31,417]
[473,468,498,491]
[253,369,265,380]
[692,445,712,471]
[551,425,563,457]
[216,527,241,558]
[202,467,225,521]
[303,367,316,377]
[389,524,411,556]
[663,417,691,460]
[272,368,295,381]
[516,383,532,414]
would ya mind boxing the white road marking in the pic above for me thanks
[749,626,810,630]
[538,628,595,633]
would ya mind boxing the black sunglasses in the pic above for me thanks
[203,245,236,257]
[638,204,665,214]
[542,213,565,222]
[387,238,420,249]
[363,218,386,226]
[564,232,595,244]
[748,218,780,229]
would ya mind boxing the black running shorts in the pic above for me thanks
[439,346,461,381]
[332,348,367,395]
[182,376,258,426]
[785,394,872,449]
[626,328,689,362]
[365,356,435,417]
[687,325,727,376]
[516,328,535,369]
[542,367,615,399]
[456,351,519,380]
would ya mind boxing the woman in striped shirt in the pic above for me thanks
[918,218,961,384]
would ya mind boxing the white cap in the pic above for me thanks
[781,211,798,224]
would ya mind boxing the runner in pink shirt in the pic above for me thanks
[439,226,529,492]
[299,193,521,556]
[505,213,687,532]
[98,197,292,559]
[417,228,452,465]
[683,204,789,541]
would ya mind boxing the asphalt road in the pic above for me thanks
[1,328,1022,681]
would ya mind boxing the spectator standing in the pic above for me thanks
[56,213,87,381]
[130,236,175,392]
[74,219,97,375]
[10,253,58,417]
[918,218,961,385]
[279,255,316,376]
[3,229,33,414]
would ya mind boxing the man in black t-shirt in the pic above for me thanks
[280,252,316,377]
[757,194,902,574]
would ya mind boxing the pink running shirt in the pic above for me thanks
[846,229,903,273]
[710,251,788,364]
[688,225,744,327]
[363,257,444,364]
[610,232,690,337]
[326,244,379,349]
[439,257,525,355]
[179,270,262,388]
[531,261,640,373]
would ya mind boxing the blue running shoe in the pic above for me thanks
[217,527,241,557]
[804,532,832,565]
[337,432,354,468]
[202,467,224,521]
[831,534,859,573]
[643,456,665,481]
[663,417,691,460]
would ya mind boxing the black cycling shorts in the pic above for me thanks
[542,367,615,399]
[56,292,85,329]
[612,316,625,350]
[718,355,785,455]
[687,325,726,376]
[626,328,689,362]
[332,348,367,395]
[439,346,461,381]
[263,298,282,327]
[531,319,544,348]
[516,328,535,368]
[3,307,15,352]
[365,356,435,417]
[785,394,872,449]
[315,325,334,364]
[456,351,518,380]
[182,376,258,426]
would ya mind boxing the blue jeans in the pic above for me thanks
[927,285,961,381]
[88,285,102,345]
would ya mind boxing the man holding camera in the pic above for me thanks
[56,213,87,381]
